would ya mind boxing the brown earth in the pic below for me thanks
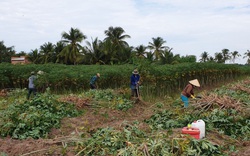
[0,99,155,156]
[0,87,249,155]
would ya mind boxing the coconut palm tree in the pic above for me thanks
[54,41,67,63]
[160,48,177,64]
[243,50,250,64]
[145,52,154,63]
[28,49,40,64]
[40,42,55,64]
[117,46,133,64]
[84,37,105,64]
[103,26,131,64]
[230,51,241,64]
[148,37,167,60]
[221,49,231,63]
[199,51,209,62]
[104,26,131,48]
[58,27,87,65]
[208,56,215,62]
[214,52,224,63]
[134,45,147,58]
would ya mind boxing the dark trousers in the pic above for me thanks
[90,84,96,89]
[27,88,37,99]
[131,88,139,97]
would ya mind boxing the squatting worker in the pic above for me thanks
[130,69,140,98]
[181,79,200,108]
[27,71,37,99]
[90,73,100,89]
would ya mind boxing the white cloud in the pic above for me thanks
[0,0,249,64]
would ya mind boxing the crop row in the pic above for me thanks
[0,63,249,96]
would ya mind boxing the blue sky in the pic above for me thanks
[1,0,250,64]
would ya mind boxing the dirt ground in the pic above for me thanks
[0,96,249,156]
[0,100,154,156]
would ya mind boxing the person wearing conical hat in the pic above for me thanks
[181,79,200,108]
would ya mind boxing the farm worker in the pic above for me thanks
[27,71,37,99]
[181,79,200,108]
[90,73,100,89]
[130,69,140,98]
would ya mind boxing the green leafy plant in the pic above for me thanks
[145,110,198,130]
[84,89,133,111]
[0,89,80,139]
[203,109,250,139]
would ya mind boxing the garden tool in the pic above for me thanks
[136,83,140,101]
[195,95,202,99]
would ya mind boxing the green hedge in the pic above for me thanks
[0,63,249,96]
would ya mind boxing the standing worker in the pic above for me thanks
[130,69,140,98]
[27,71,37,99]
[181,79,200,108]
[90,73,100,89]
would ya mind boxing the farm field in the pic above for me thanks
[0,77,249,156]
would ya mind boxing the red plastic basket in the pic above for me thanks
[182,127,200,139]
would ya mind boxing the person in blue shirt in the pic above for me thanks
[130,69,140,98]
[90,73,100,89]
[27,71,37,99]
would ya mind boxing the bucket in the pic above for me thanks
[191,119,205,139]
[181,127,200,139]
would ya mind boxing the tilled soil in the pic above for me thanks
[0,97,249,156]
[0,100,154,156]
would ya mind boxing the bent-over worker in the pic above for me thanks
[181,79,200,108]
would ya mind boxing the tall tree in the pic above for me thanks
[221,48,231,63]
[230,51,241,64]
[104,26,131,48]
[243,50,250,64]
[39,42,55,64]
[28,49,40,64]
[54,41,66,63]
[117,46,133,64]
[58,27,87,65]
[145,52,154,63]
[148,37,167,60]
[84,37,105,64]
[103,26,131,64]
[208,56,215,62]
[134,45,147,58]
[159,48,178,64]
[0,41,15,63]
[214,52,224,63]
[199,51,209,62]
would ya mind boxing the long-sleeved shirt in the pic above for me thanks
[90,75,98,85]
[28,75,36,89]
[181,83,194,98]
[130,74,140,89]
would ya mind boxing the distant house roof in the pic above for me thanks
[11,56,29,64]
[11,58,25,61]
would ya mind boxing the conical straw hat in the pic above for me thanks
[189,79,200,87]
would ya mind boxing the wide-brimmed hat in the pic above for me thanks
[189,79,200,87]
[31,71,35,75]
[132,69,139,74]
[37,70,44,75]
